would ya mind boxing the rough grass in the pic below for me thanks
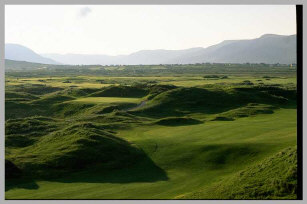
[178,146,297,199]
[51,102,95,117]
[6,122,143,178]
[5,91,39,101]
[14,85,63,95]
[31,94,75,105]
[134,86,294,117]
[212,103,275,121]
[94,104,135,114]
[5,116,58,147]
[62,88,100,97]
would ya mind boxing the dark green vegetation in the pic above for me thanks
[89,85,149,98]
[6,59,295,77]
[6,121,144,178]
[154,117,203,126]
[5,61,297,199]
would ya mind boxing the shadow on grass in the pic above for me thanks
[54,156,168,185]
[5,153,168,192]
[154,117,203,126]
[5,178,39,192]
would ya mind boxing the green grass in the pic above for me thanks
[5,68,297,199]
[72,97,141,104]
[178,146,297,199]
[5,75,296,90]
[133,86,295,118]
[5,108,296,199]
[89,85,149,98]
[6,122,144,179]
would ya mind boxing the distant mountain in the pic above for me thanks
[42,47,205,65]
[43,34,296,65]
[7,34,295,66]
[169,34,296,64]
[5,44,59,65]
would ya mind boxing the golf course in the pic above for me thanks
[5,61,297,199]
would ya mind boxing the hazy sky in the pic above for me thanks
[5,5,296,55]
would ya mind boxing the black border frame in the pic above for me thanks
[296,4,303,200]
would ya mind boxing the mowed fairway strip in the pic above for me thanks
[72,97,141,104]
[5,108,296,199]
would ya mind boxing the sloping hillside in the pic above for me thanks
[5,44,59,64]
[41,34,296,65]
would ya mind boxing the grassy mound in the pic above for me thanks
[5,94,88,119]
[147,84,177,99]
[5,101,34,119]
[7,122,143,178]
[61,88,100,97]
[31,94,75,105]
[95,103,135,114]
[135,87,236,116]
[155,117,202,126]
[136,86,294,116]
[51,102,95,117]
[5,116,58,147]
[5,91,39,101]
[212,103,275,121]
[179,146,297,199]
[15,84,63,95]
[80,110,144,128]
[90,85,148,98]
[7,94,79,118]
[235,86,297,101]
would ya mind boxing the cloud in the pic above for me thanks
[78,7,92,17]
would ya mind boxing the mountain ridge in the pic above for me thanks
[6,34,296,65]
[5,44,60,65]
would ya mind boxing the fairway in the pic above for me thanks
[72,97,141,104]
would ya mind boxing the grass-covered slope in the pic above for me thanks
[5,91,39,101]
[14,84,63,95]
[6,122,143,178]
[5,116,58,147]
[178,146,297,199]
[212,103,275,121]
[133,85,295,117]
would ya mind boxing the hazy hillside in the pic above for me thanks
[5,44,59,65]
[42,34,296,65]
[170,34,296,64]
[6,34,296,66]
[42,48,204,65]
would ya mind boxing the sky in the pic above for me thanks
[5,5,296,56]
